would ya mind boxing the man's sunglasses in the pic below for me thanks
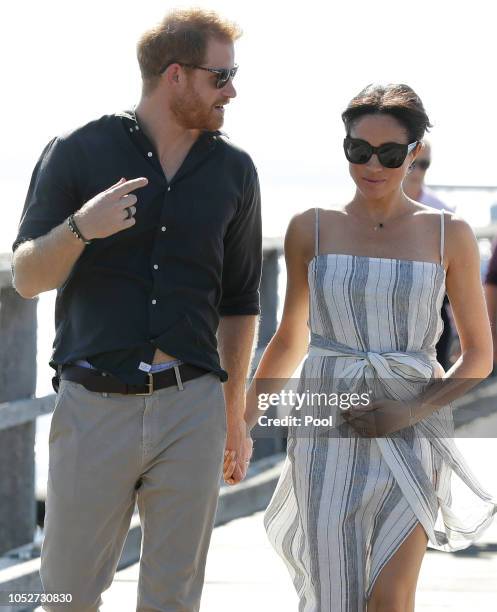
[159,61,238,89]
[343,136,419,169]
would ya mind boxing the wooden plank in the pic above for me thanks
[0,253,12,289]
[0,395,55,431]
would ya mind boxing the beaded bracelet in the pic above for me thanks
[67,214,92,245]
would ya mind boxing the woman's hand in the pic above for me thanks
[342,399,415,437]
[223,432,253,485]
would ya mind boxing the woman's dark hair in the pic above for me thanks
[341,83,432,143]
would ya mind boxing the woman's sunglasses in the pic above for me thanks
[343,136,419,169]
[159,61,238,89]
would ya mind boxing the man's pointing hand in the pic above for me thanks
[74,176,149,241]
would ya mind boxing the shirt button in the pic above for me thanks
[135,126,140,131]
[129,128,133,133]
[151,299,157,305]
[161,226,167,232]
[147,152,153,157]
[153,264,159,270]
[167,186,171,192]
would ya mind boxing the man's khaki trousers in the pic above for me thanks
[40,371,227,611]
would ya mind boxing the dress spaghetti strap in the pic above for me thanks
[440,209,445,266]
[314,207,320,257]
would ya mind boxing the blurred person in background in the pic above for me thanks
[484,243,497,364]
[404,140,455,370]
[403,140,455,212]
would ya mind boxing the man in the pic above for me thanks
[403,140,455,213]
[403,140,455,371]
[12,8,260,611]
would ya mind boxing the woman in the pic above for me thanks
[238,84,497,611]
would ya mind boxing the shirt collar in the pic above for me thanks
[116,109,224,141]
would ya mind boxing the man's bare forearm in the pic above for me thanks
[12,219,85,298]
[13,177,148,299]
[217,314,259,423]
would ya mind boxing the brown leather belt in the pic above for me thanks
[58,363,208,395]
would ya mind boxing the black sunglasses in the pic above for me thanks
[414,159,431,171]
[159,61,238,89]
[343,136,419,169]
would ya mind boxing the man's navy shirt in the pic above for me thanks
[13,110,262,384]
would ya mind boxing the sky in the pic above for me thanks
[2,0,497,396]
[2,0,497,253]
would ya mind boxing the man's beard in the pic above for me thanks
[170,83,224,131]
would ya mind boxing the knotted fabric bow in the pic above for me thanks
[308,332,435,399]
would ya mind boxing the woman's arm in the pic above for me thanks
[409,214,493,422]
[244,210,314,431]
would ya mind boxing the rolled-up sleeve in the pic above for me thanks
[12,136,81,252]
[219,162,262,316]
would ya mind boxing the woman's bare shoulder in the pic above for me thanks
[444,211,477,245]
[285,206,347,236]
[284,207,347,261]
[284,209,315,259]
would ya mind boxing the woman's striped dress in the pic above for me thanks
[263,208,497,611]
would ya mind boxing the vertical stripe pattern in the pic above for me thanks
[263,249,497,612]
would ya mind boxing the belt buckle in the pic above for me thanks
[136,372,154,396]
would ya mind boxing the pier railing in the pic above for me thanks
[0,253,38,557]
[0,239,284,557]
[1,216,497,563]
